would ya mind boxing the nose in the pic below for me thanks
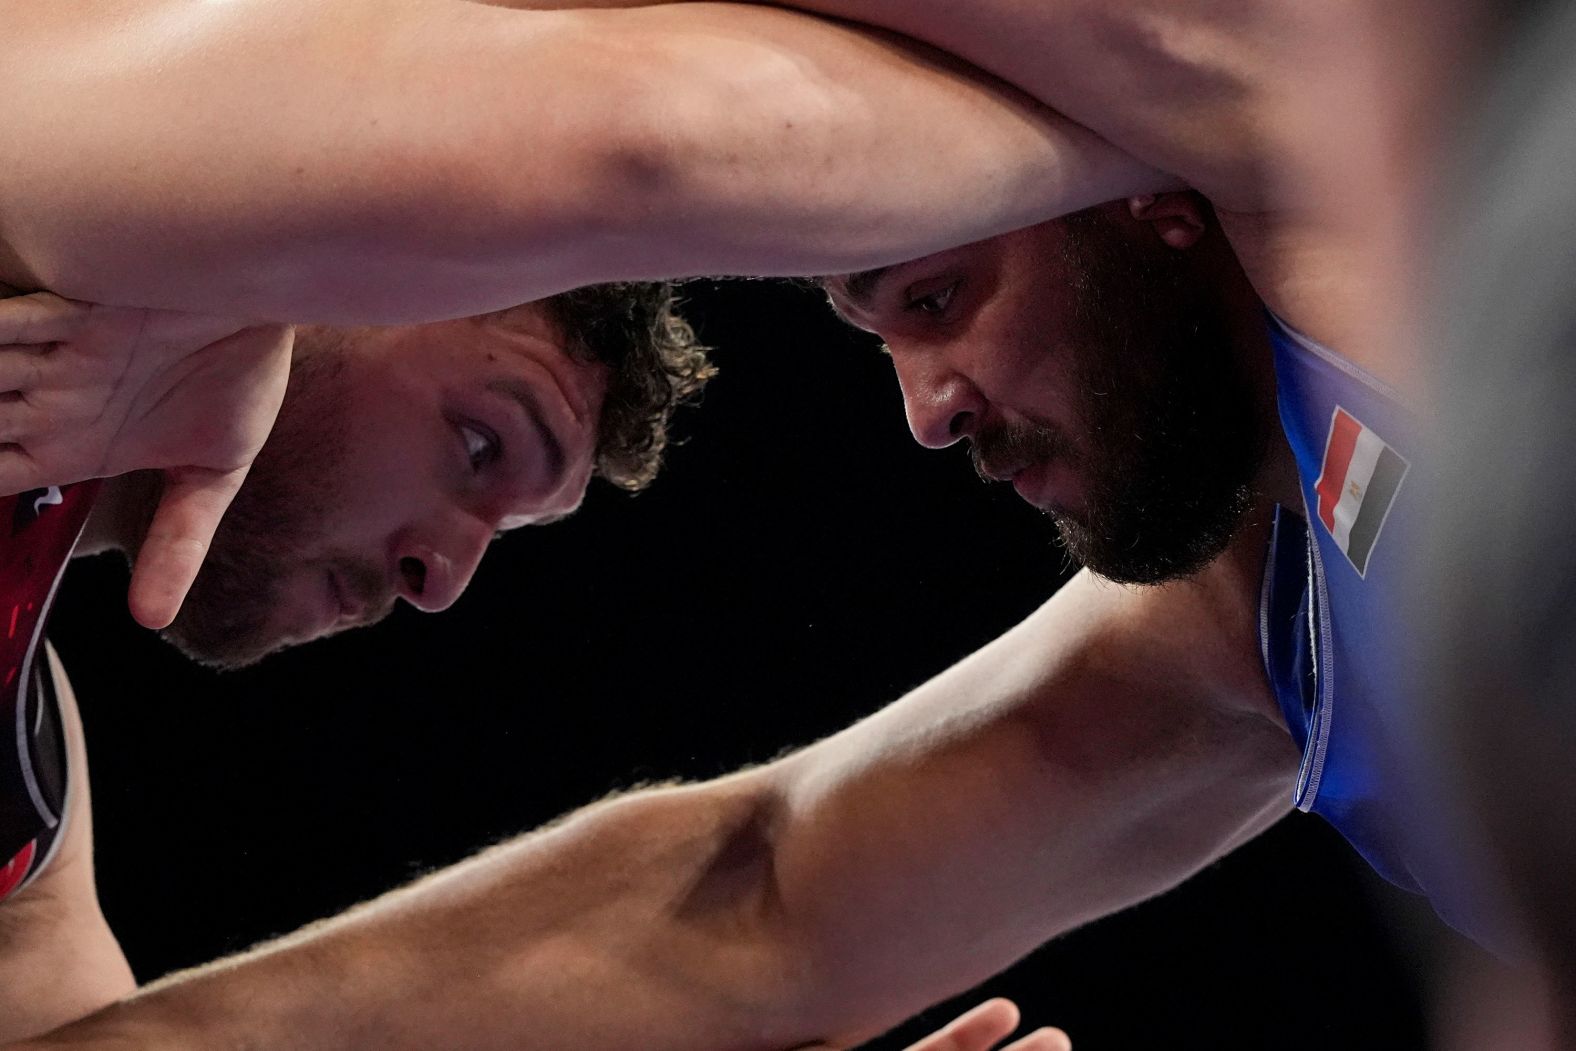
[890,348,986,449]
[392,513,493,613]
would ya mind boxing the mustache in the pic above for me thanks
[333,557,397,627]
[969,418,1069,483]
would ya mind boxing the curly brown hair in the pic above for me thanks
[543,282,714,491]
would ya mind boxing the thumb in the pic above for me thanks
[127,464,248,629]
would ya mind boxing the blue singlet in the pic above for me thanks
[1261,316,1506,947]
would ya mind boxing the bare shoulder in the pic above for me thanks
[762,0,1323,208]
[0,0,634,315]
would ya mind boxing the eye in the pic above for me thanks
[907,283,958,317]
[458,421,501,471]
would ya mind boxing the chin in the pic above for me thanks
[1011,460,1087,516]
[1052,488,1255,587]
[159,614,297,672]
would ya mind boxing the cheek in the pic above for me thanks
[982,338,1082,431]
[278,388,436,555]
[966,289,1079,414]
[339,419,451,537]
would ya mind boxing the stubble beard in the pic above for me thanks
[976,209,1267,586]
[160,343,351,669]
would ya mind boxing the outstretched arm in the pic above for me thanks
[0,0,1170,324]
[0,648,136,1043]
[4,527,1293,1051]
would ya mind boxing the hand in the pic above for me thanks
[0,293,293,629]
[903,1000,1070,1051]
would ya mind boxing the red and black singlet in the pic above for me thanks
[0,481,98,903]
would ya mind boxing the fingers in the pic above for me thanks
[0,292,84,346]
[0,393,31,445]
[0,444,45,498]
[903,1001,1071,1051]
[0,343,54,396]
[1002,1027,1071,1051]
[127,464,249,629]
[907,1000,1021,1051]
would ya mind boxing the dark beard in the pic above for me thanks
[160,346,349,669]
[995,208,1266,585]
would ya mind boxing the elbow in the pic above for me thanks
[660,777,886,1051]
[670,782,828,1046]
[688,783,916,1051]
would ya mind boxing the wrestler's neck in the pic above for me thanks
[76,471,159,560]
[1215,208,1420,398]
[1221,273,1302,515]
[1255,431,1303,516]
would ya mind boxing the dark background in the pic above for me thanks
[52,280,1454,1049]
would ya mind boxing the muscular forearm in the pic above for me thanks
[5,560,1294,1051]
[0,0,1169,324]
[586,6,1172,287]
[9,779,823,1051]
[0,905,134,1044]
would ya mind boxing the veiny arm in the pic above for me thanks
[0,0,1171,324]
[3,526,1295,1051]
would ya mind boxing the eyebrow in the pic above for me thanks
[486,378,565,484]
[839,264,896,311]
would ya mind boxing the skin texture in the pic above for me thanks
[0,0,1452,1044]
[0,0,1420,620]
[472,0,1420,376]
[896,1001,1068,1051]
[81,309,609,668]
[0,0,1169,619]
[824,200,1290,582]
[0,0,1165,323]
[0,209,1304,1049]
[7,543,1295,1051]
[0,306,607,1038]
[0,0,1402,363]
[0,295,293,629]
[0,0,1430,619]
[0,648,134,1043]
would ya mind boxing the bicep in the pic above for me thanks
[1,0,629,321]
[2,0,1167,324]
[558,4,1173,284]
[762,564,1296,1044]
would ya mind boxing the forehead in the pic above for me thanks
[337,309,558,369]
[473,301,564,347]
[826,255,991,339]
[837,265,896,308]
[824,229,1050,331]
[823,264,903,333]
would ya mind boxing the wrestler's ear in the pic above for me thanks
[1127,192,1208,250]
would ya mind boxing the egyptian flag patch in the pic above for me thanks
[1313,407,1409,577]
